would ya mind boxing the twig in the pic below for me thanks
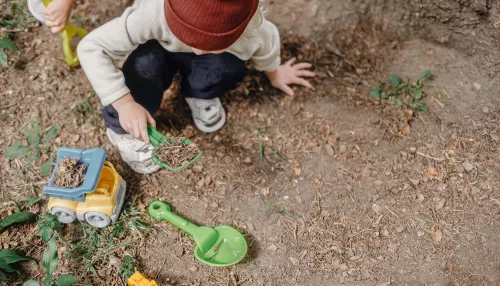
[0,102,17,110]
[416,152,444,162]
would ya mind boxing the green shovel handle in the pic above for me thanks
[147,201,199,235]
[147,125,164,147]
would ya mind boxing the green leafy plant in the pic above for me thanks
[118,255,135,278]
[34,214,78,286]
[0,212,36,233]
[369,69,435,112]
[0,249,34,283]
[0,38,19,67]
[38,214,63,243]
[72,92,96,126]
[3,119,61,181]
[0,213,36,284]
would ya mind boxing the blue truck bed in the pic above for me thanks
[42,147,106,202]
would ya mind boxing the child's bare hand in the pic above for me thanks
[44,0,75,34]
[266,57,315,96]
[112,94,156,143]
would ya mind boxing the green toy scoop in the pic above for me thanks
[148,201,248,267]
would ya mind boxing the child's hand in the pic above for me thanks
[266,57,315,96]
[112,94,156,143]
[44,0,75,34]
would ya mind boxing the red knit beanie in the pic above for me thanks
[165,0,259,51]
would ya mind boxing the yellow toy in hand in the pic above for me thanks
[28,0,88,67]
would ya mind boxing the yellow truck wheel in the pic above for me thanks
[85,211,111,228]
[51,207,77,224]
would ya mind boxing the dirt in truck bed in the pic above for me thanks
[53,158,88,188]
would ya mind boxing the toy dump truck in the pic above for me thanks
[42,148,126,228]
[127,272,158,286]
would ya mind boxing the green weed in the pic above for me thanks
[72,93,96,126]
[64,197,153,284]
[0,212,35,284]
[369,69,442,112]
[3,119,62,182]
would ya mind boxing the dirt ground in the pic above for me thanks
[1,0,500,285]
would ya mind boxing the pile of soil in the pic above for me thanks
[155,138,198,168]
[53,158,88,188]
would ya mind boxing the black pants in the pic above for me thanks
[102,40,248,134]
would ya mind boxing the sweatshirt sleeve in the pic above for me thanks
[249,19,281,72]
[77,0,165,106]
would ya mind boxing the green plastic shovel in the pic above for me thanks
[148,201,248,267]
[147,125,202,171]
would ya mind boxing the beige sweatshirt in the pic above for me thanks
[77,0,281,106]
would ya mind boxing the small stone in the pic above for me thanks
[246,222,255,231]
[375,180,384,186]
[387,243,398,252]
[324,144,335,156]
[109,255,123,269]
[339,145,347,153]
[294,168,302,176]
[463,161,474,172]
[204,177,212,186]
[289,257,299,266]
[390,188,400,194]
[267,244,277,251]
[372,204,382,214]
[417,231,424,237]
[192,165,203,173]
[409,178,420,186]
[243,157,252,164]
[471,186,481,196]
[182,127,195,138]
[482,106,490,113]
[345,249,354,257]
[338,263,349,271]
[473,82,481,91]
[395,225,405,233]
[213,135,222,143]
[417,193,424,202]
[189,266,198,272]
[435,198,446,211]
[381,226,389,237]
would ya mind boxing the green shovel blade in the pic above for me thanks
[147,125,202,171]
[148,201,248,266]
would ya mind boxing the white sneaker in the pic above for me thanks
[106,128,160,174]
[185,97,226,133]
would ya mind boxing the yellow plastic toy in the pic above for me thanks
[43,148,126,228]
[27,0,88,67]
[127,272,158,286]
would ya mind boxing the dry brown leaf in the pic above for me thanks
[435,198,446,211]
[324,144,335,156]
[294,168,302,176]
[327,134,337,146]
[137,201,146,211]
[261,187,270,198]
[432,228,443,242]
[400,124,411,136]
[0,230,9,239]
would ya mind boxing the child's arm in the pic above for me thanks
[77,1,166,143]
[44,0,75,34]
[249,20,315,96]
